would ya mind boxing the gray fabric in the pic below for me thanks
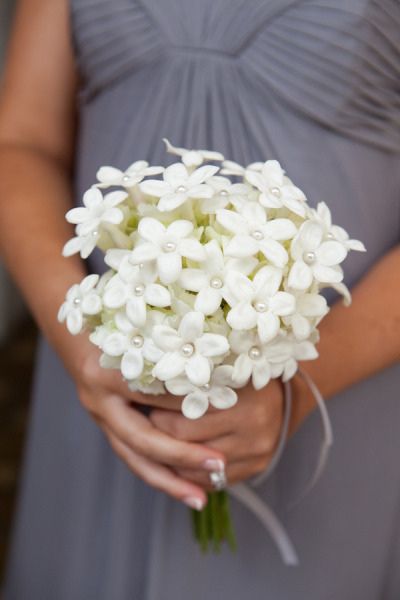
[3,1,400,597]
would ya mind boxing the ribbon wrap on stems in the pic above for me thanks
[226,371,333,566]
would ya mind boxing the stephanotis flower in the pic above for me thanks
[288,221,348,290]
[179,240,257,315]
[310,202,366,252]
[217,202,297,268]
[199,176,253,214]
[225,266,296,343]
[283,292,328,340]
[165,366,239,419]
[57,274,102,335]
[220,160,264,177]
[103,257,171,327]
[96,160,164,188]
[163,138,224,168]
[129,218,205,284]
[245,160,307,217]
[100,311,163,381]
[140,162,218,212]
[152,311,229,386]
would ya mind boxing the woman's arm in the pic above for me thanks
[0,0,225,510]
[289,244,400,434]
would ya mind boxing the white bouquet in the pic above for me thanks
[58,139,365,553]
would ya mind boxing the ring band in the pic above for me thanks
[209,469,227,490]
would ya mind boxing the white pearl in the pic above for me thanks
[176,185,187,193]
[202,383,211,391]
[163,241,176,253]
[303,251,316,265]
[132,335,144,348]
[210,276,223,289]
[134,284,145,296]
[249,346,262,360]
[269,186,281,198]
[251,230,264,241]
[254,301,268,313]
[219,190,228,197]
[92,230,99,237]
[122,175,131,183]
[181,343,194,358]
[73,297,81,305]
[139,263,145,269]
[326,232,335,240]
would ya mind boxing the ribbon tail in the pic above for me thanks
[228,482,299,566]
[288,368,334,507]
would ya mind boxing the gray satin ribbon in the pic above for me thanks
[226,372,333,566]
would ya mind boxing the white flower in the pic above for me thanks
[220,160,264,177]
[96,160,164,188]
[245,160,307,217]
[152,311,229,386]
[217,202,297,268]
[283,293,328,340]
[66,188,127,236]
[288,221,348,290]
[200,176,252,214]
[165,366,238,419]
[311,202,366,252]
[129,217,205,284]
[140,162,218,212]
[103,257,171,327]
[100,311,162,381]
[163,138,224,168]
[225,266,296,343]
[57,274,101,335]
[179,240,257,315]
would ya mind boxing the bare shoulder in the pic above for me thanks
[0,0,77,166]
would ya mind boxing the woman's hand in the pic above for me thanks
[66,333,226,510]
[149,379,284,490]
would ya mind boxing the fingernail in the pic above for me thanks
[202,458,225,472]
[183,496,205,511]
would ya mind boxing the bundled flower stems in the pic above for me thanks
[59,139,365,552]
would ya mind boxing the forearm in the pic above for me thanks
[0,144,87,361]
[290,245,400,433]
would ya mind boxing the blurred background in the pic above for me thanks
[0,0,38,582]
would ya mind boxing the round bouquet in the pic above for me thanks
[59,139,365,553]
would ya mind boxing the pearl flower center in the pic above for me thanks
[269,186,281,198]
[73,297,81,305]
[134,284,145,296]
[303,250,316,265]
[176,185,187,193]
[248,346,262,360]
[251,229,264,241]
[181,343,194,358]
[210,276,223,289]
[132,335,144,348]
[254,300,268,313]
[219,189,228,197]
[122,175,131,183]
[163,241,176,253]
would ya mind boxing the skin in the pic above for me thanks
[0,0,399,508]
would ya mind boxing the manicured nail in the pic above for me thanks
[202,458,225,472]
[183,496,205,511]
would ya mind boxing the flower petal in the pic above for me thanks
[224,235,259,258]
[299,221,324,251]
[130,242,159,264]
[227,301,257,330]
[157,252,182,284]
[79,273,99,294]
[258,239,288,268]
[188,165,219,186]
[252,361,271,390]
[153,352,186,380]
[121,349,144,380]
[257,311,280,343]
[291,314,311,340]
[179,269,208,292]
[262,218,297,240]
[152,325,182,352]
[288,261,313,290]
[102,332,128,356]
[315,241,347,266]
[83,187,103,209]
[178,311,204,341]
[209,386,238,409]
[81,293,102,315]
[164,162,188,187]
[185,354,211,386]
[65,207,89,224]
[140,180,171,198]
[312,264,343,283]
[96,166,123,184]
[126,296,147,327]
[216,209,246,235]
[144,283,171,307]
[165,376,194,396]
[178,238,206,262]
[232,354,253,385]
[103,281,128,308]
[167,220,193,239]
[296,293,328,317]
[137,217,166,243]
[196,333,229,357]
[66,309,83,335]
[181,391,209,419]
[253,266,282,297]
[269,291,295,316]
[194,287,222,315]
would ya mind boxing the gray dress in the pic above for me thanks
[3,1,400,598]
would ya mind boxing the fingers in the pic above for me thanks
[101,395,226,472]
[103,425,208,508]
[149,406,239,442]
[176,454,270,491]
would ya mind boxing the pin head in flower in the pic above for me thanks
[59,138,366,419]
